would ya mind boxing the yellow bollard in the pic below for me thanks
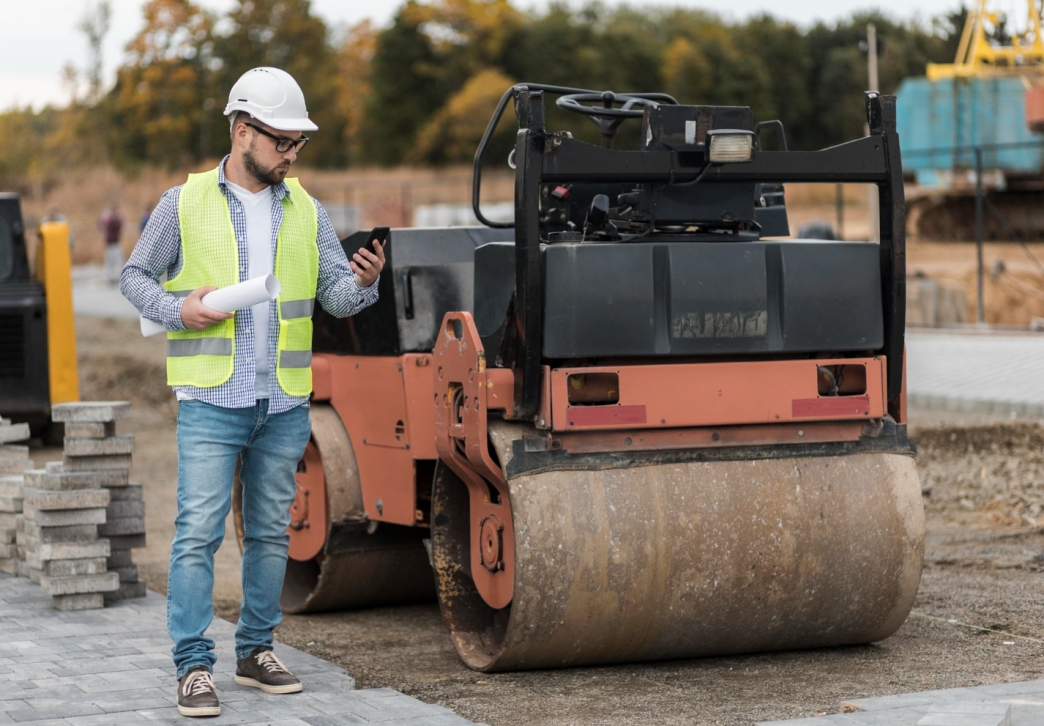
[35,221,79,406]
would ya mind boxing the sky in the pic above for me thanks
[2,0,979,112]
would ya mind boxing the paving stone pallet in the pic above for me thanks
[0,415,30,576]
[53,401,147,607]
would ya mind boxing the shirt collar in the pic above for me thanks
[217,155,291,202]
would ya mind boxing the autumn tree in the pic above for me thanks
[110,0,214,167]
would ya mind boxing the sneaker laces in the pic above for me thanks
[255,650,291,675]
[184,670,215,697]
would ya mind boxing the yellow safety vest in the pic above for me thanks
[165,168,319,396]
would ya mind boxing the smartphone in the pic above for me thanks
[365,226,390,252]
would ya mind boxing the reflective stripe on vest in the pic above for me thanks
[280,298,315,319]
[163,168,319,395]
[168,338,233,357]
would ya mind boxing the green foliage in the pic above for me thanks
[0,0,969,176]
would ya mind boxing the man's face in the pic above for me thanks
[238,119,302,186]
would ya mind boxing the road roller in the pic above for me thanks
[237,84,924,672]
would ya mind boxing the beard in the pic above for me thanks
[243,140,291,186]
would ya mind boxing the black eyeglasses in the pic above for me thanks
[245,123,309,153]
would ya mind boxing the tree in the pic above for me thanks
[110,0,214,167]
[410,68,516,164]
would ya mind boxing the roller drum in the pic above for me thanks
[433,433,924,671]
[235,403,435,614]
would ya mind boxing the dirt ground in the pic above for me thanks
[38,315,1044,725]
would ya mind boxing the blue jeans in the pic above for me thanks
[168,399,311,678]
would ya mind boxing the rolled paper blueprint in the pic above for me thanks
[140,274,282,337]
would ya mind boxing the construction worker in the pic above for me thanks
[98,202,123,283]
[120,67,386,717]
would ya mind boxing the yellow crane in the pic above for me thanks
[928,0,1044,79]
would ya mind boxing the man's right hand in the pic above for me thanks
[180,287,233,330]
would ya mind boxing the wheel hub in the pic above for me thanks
[479,516,504,572]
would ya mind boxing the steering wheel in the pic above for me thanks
[557,91,677,147]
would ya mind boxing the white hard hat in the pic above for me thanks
[223,67,318,132]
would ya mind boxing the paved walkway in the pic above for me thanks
[907,331,1044,418]
[0,573,477,725]
[760,680,1044,725]
[72,265,139,320]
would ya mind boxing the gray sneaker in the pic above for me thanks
[177,666,220,717]
[235,647,303,694]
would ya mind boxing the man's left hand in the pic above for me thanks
[350,239,385,288]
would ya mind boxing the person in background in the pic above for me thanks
[140,203,153,233]
[40,204,74,248]
[98,202,123,284]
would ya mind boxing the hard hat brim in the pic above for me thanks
[262,117,319,133]
[224,102,319,132]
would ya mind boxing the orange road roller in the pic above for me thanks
[235,84,924,672]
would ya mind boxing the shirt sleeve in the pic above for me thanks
[119,188,187,332]
[314,200,380,318]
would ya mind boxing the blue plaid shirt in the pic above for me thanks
[120,156,379,413]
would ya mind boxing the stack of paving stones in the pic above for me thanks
[0,416,32,575]
[52,400,148,604]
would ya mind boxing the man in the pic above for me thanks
[99,202,123,283]
[121,67,385,717]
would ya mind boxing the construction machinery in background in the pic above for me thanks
[897,0,1044,240]
[0,195,79,437]
[234,84,923,671]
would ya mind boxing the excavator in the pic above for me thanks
[234,84,923,671]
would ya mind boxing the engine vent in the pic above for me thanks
[0,314,25,378]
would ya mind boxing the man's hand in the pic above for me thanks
[350,239,386,288]
[180,287,233,331]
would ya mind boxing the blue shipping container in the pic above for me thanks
[895,75,1044,186]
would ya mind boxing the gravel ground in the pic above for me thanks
[65,315,1044,725]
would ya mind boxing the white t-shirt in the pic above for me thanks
[225,180,274,399]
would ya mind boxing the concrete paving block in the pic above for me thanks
[106,500,145,518]
[64,422,115,439]
[25,488,109,511]
[23,522,99,544]
[29,508,106,528]
[35,467,129,490]
[51,401,131,423]
[0,480,22,498]
[112,564,138,583]
[40,571,119,596]
[45,558,108,577]
[106,549,134,568]
[0,445,28,463]
[63,436,135,457]
[107,534,146,550]
[106,485,142,502]
[98,517,145,537]
[62,454,132,472]
[0,544,13,559]
[0,558,17,575]
[0,497,22,513]
[52,593,105,611]
[25,469,110,491]
[37,540,110,562]
[0,423,30,444]
[0,460,32,475]
[104,579,147,601]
